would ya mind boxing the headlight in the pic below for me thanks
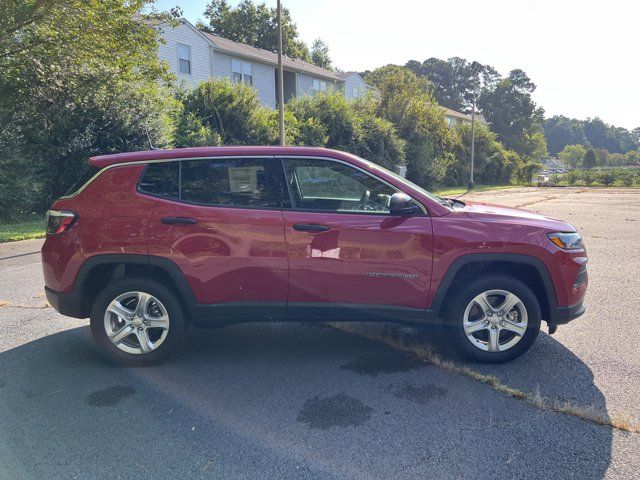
[547,232,584,250]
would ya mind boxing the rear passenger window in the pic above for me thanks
[138,158,288,209]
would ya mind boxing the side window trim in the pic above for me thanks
[277,156,428,216]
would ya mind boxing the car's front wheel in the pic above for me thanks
[444,275,541,363]
[90,278,187,366]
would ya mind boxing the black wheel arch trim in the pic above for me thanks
[69,254,198,317]
[430,253,561,322]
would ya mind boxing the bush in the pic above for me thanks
[176,80,277,146]
[566,171,578,185]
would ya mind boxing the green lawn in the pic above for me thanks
[0,215,46,243]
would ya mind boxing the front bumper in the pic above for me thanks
[548,301,586,327]
[45,286,88,319]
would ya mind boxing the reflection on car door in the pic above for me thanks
[280,157,433,318]
[144,157,290,315]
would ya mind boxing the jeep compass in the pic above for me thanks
[42,146,587,365]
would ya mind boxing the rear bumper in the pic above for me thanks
[45,286,87,319]
[548,301,586,326]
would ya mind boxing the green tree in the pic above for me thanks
[365,65,457,187]
[200,0,311,61]
[452,124,521,185]
[543,116,587,156]
[310,38,333,70]
[558,144,587,169]
[583,149,597,169]
[0,0,176,215]
[405,57,499,113]
[478,69,547,160]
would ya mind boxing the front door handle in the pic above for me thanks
[161,217,199,225]
[293,223,330,232]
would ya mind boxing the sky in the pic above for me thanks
[155,0,639,130]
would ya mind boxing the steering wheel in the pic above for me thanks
[357,190,371,210]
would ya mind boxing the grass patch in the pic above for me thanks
[328,322,640,433]
[433,184,520,197]
[0,214,46,243]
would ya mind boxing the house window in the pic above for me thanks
[312,79,327,92]
[177,43,191,75]
[232,59,253,85]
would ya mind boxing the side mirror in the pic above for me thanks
[389,192,419,216]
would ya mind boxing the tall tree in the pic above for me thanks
[0,0,177,215]
[543,116,587,155]
[200,0,311,61]
[405,57,499,113]
[364,65,457,187]
[310,38,332,70]
[478,69,547,159]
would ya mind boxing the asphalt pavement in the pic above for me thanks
[0,187,638,479]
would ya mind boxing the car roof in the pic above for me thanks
[88,146,354,168]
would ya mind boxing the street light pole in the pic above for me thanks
[276,0,285,146]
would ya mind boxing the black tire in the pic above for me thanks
[443,275,541,363]
[90,277,187,366]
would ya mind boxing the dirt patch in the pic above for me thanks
[297,393,373,430]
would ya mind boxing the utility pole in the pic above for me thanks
[469,61,483,188]
[470,79,476,187]
[277,0,285,146]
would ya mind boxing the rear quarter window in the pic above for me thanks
[63,166,102,197]
[138,162,180,199]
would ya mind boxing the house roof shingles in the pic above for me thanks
[202,31,342,81]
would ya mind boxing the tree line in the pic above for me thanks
[1,1,638,222]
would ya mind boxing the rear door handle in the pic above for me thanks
[293,223,330,232]
[161,217,198,225]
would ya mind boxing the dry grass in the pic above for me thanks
[0,300,49,309]
[328,322,639,433]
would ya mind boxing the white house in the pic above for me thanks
[336,72,372,100]
[442,107,488,127]
[154,18,344,108]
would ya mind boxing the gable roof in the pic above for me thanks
[201,31,342,82]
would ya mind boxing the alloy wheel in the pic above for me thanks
[103,291,170,355]
[462,289,528,352]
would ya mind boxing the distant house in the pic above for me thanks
[336,72,372,100]
[153,18,343,108]
[442,107,487,127]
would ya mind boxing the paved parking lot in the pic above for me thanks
[1,187,639,479]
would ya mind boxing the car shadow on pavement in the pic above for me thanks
[0,322,614,479]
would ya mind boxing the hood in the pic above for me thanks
[460,201,575,231]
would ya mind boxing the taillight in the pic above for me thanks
[46,210,77,235]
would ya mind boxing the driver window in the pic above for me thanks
[283,158,396,213]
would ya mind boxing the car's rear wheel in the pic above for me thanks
[444,275,541,363]
[90,278,187,366]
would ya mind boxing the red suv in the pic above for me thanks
[42,147,587,365]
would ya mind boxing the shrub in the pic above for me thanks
[177,79,277,146]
